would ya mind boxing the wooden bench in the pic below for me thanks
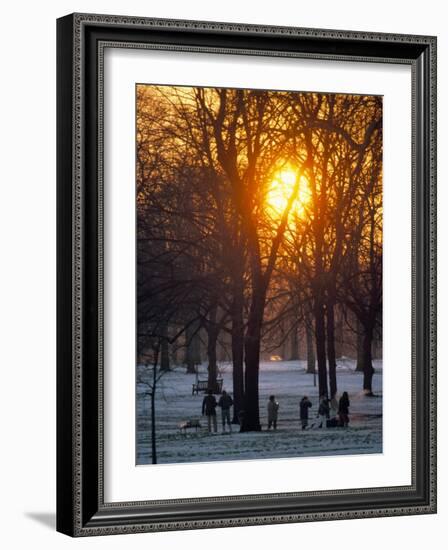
[178,419,201,434]
[192,378,223,395]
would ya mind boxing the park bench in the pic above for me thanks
[192,378,223,395]
[178,419,201,434]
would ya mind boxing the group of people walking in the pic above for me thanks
[201,389,351,433]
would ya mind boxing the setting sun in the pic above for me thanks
[266,167,311,218]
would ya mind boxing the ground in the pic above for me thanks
[136,358,382,465]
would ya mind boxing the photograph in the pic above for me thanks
[135,84,383,465]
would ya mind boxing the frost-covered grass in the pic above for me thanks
[136,358,382,465]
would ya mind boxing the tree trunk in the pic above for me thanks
[326,297,337,398]
[192,328,202,365]
[231,287,245,424]
[335,308,343,358]
[314,299,328,398]
[279,318,287,359]
[289,294,300,360]
[243,334,262,432]
[171,344,178,365]
[362,326,375,395]
[184,323,196,374]
[372,327,382,360]
[305,315,316,373]
[242,287,265,432]
[185,321,200,374]
[207,333,218,390]
[290,320,299,361]
[355,318,365,372]
[206,307,219,391]
[151,348,159,465]
[151,389,156,464]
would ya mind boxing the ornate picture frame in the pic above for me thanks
[57,13,436,536]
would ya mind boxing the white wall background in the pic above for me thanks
[0,1,444,548]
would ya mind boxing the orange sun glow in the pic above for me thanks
[266,167,311,218]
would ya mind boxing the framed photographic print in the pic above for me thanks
[56,13,437,536]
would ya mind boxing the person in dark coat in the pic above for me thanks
[267,395,279,430]
[317,398,330,428]
[217,390,234,433]
[338,392,350,427]
[202,390,218,433]
[299,396,312,430]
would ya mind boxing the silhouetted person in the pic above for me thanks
[300,396,312,430]
[202,389,217,433]
[338,392,350,427]
[317,398,330,428]
[267,395,279,430]
[217,390,233,433]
